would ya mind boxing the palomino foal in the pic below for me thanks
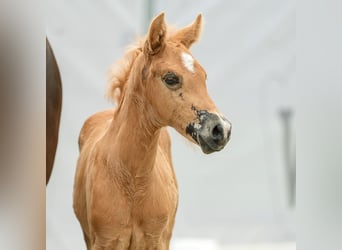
[73,13,232,250]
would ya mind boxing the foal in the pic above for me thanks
[73,13,232,250]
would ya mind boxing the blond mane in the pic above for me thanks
[106,39,144,104]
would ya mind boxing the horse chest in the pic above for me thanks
[133,172,177,221]
[128,187,177,248]
[129,166,178,237]
[92,174,177,248]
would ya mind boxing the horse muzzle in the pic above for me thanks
[186,111,232,154]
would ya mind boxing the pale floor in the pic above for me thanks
[171,238,296,250]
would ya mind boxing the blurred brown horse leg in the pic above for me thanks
[46,38,62,185]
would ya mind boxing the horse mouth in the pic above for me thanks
[197,134,223,154]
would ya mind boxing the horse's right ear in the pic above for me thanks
[144,12,166,56]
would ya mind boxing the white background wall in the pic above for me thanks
[47,0,295,249]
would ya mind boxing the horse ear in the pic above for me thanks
[145,12,167,55]
[174,14,203,48]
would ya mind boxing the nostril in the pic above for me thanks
[212,124,224,141]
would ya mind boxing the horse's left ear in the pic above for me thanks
[174,14,203,49]
[145,12,167,55]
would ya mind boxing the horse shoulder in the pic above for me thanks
[78,109,115,150]
[74,109,116,237]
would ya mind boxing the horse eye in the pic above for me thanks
[162,72,180,88]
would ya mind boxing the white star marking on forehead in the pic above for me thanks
[181,52,195,73]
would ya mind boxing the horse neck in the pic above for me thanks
[105,64,161,178]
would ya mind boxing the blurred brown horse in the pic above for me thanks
[46,38,62,184]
